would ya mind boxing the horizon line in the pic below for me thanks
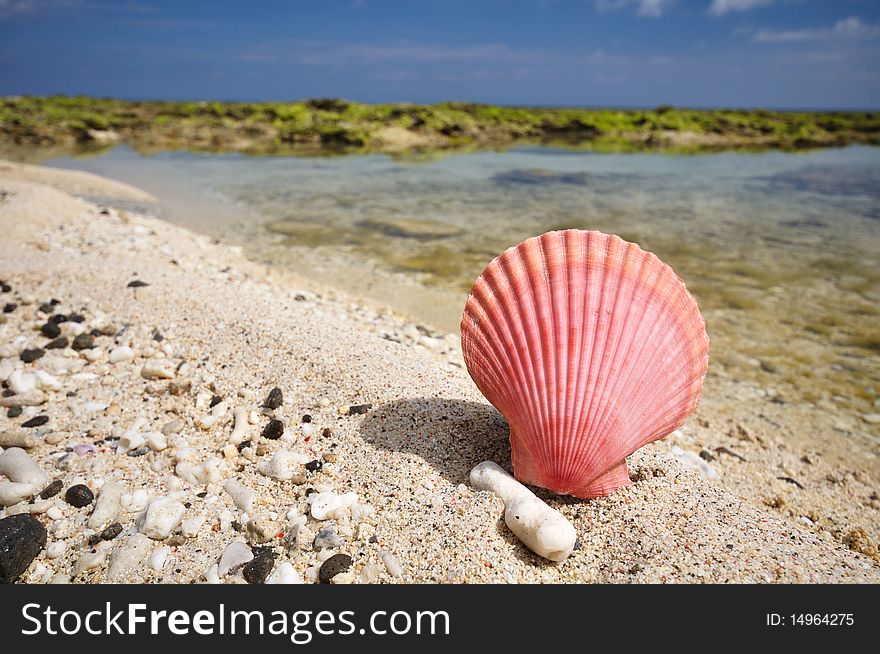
[3,94,878,113]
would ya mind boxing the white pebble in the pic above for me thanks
[0,447,49,486]
[109,346,135,364]
[8,370,37,394]
[223,479,255,513]
[0,359,15,382]
[33,370,62,392]
[204,563,221,584]
[27,498,52,514]
[229,406,249,444]
[308,491,357,521]
[117,419,147,454]
[197,400,229,430]
[180,514,206,537]
[46,541,67,559]
[257,450,309,482]
[266,562,303,584]
[61,321,86,337]
[150,546,171,572]
[146,432,168,452]
[123,488,150,513]
[380,551,403,578]
[81,348,102,362]
[136,496,186,539]
[470,461,577,562]
[74,543,109,575]
[46,506,64,520]
[175,458,222,485]
[141,361,175,380]
[218,541,253,577]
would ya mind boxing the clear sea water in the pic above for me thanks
[43,144,880,433]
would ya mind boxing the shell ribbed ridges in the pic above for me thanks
[461,230,709,499]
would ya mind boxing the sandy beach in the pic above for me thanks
[0,160,878,584]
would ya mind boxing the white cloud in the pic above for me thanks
[708,0,773,17]
[594,0,675,18]
[753,16,880,43]
[636,0,674,17]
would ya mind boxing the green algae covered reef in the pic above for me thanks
[2,95,879,156]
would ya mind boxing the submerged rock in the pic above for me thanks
[492,168,590,186]
[357,217,463,240]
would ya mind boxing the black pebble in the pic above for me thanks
[318,553,352,584]
[305,459,323,473]
[21,415,49,428]
[368,535,378,544]
[263,387,283,410]
[40,321,61,338]
[127,447,149,457]
[196,491,208,498]
[38,302,54,314]
[49,313,67,324]
[45,336,69,349]
[100,522,123,541]
[236,439,252,453]
[65,484,94,508]
[19,348,45,364]
[67,313,85,323]
[243,548,276,585]
[0,514,47,583]
[39,479,64,499]
[302,414,312,423]
[322,427,332,438]
[347,403,372,415]
[209,395,223,408]
[231,520,242,532]
[261,419,284,440]
[127,280,149,288]
[6,406,23,418]
[71,333,95,351]
[89,328,102,337]
[0,283,11,293]
[152,330,164,342]
[2,303,16,313]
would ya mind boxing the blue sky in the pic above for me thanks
[1,0,879,108]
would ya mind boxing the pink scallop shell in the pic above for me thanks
[461,230,709,499]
